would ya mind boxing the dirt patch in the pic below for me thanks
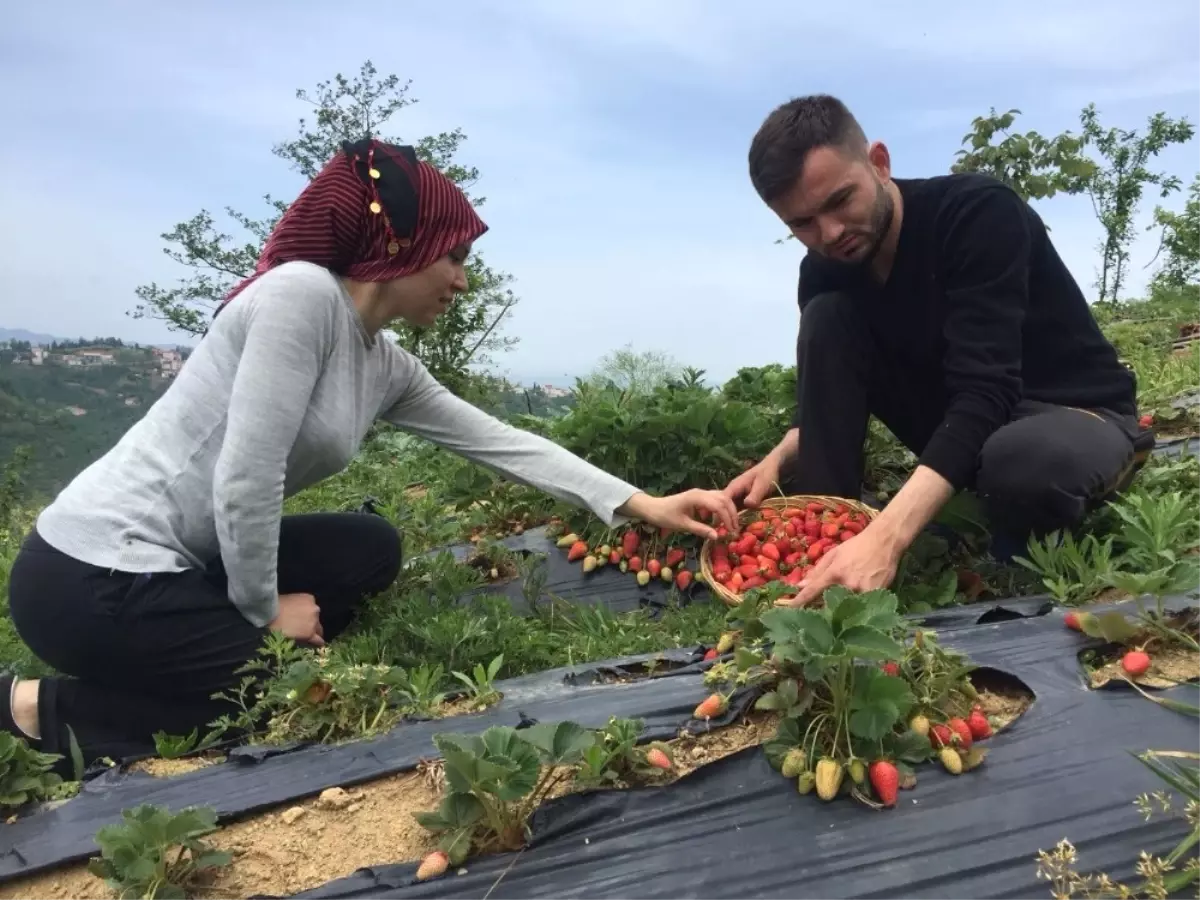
[583,657,694,685]
[439,693,503,717]
[670,711,781,776]
[1088,642,1200,690]
[125,754,226,778]
[0,772,444,900]
[945,668,1036,732]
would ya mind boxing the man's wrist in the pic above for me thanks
[870,465,955,560]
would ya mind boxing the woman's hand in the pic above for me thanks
[269,592,325,646]
[619,490,739,541]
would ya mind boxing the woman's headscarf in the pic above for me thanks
[221,138,488,308]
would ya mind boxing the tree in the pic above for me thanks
[130,61,518,394]
[1079,104,1195,304]
[951,108,1096,202]
[585,346,684,395]
[1145,172,1200,292]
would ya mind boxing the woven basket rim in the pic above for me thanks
[700,493,879,608]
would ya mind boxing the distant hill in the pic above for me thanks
[0,328,66,345]
[0,343,178,498]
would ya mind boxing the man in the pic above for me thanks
[724,94,1148,607]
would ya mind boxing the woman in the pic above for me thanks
[3,139,737,768]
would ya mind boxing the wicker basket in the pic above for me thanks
[699,494,879,608]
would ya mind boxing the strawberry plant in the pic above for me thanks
[414,721,596,864]
[208,633,453,746]
[574,716,674,787]
[0,731,77,809]
[707,586,993,807]
[88,804,231,899]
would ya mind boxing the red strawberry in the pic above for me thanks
[840,530,856,543]
[881,661,900,677]
[645,747,672,770]
[821,522,840,539]
[947,717,974,749]
[609,550,622,565]
[760,542,781,562]
[967,707,992,740]
[647,559,662,578]
[842,519,864,534]
[868,760,899,807]
[930,724,953,749]
[666,548,686,569]
[675,569,693,590]
[628,556,643,573]
[567,541,588,562]
[703,647,718,661]
[622,531,640,557]
[1121,649,1151,677]
[1064,610,1081,631]
[742,575,766,590]
[1139,414,1153,429]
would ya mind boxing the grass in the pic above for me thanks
[0,286,1196,755]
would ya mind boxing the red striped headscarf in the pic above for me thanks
[221,139,488,308]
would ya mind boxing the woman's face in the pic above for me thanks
[387,244,472,327]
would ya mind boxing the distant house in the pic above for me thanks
[65,406,87,416]
[540,384,572,398]
[30,346,46,366]
[153,347,184,377]
[76,350,115,365]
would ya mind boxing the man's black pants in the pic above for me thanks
[784,292,1147,537]
[7,512,402,767]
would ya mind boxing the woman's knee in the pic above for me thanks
[355,512,403,593]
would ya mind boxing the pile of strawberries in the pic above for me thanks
[708,501,870,597]
[558,527,697,592]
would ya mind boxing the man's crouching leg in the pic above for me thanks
[975,403,1142,560]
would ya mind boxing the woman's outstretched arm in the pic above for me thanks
[380,355,736,538]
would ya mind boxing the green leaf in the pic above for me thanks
[1079,611,1140,644]
[885,728,935,764]
[519,721,594,765]
[840,625,905,660]
[761,608,835,656]
[849,668,914,741]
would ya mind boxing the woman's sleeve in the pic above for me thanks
[379,353,640,524]
[212,272,336,626]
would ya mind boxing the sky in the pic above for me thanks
[1,0,1197,386]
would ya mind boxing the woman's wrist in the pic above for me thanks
[616,491,657,521]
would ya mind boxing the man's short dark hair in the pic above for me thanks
[748,95,868,204]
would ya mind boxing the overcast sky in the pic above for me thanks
[2,0,1197,385]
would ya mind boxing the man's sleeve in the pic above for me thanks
[918,185,1030,490]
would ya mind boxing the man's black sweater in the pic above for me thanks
[795,172,1136,491]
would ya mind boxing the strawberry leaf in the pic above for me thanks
[839,625,905,661]
[1079,611,1140,644]
[849,668,915,741]
[520,721,594,765]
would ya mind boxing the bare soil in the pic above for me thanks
[1089,642,1200,690]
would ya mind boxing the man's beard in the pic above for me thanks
[826,180,894,271]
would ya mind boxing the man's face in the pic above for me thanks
[767,142,894,268]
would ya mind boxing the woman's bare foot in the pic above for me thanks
[11,678,41,739]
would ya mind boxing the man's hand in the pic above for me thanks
[619,489,739,542]
[724,429,798,510]
[269,592,325,646]
[723,456,781,510]
[777,464,956,607]
[778,524,902,607]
